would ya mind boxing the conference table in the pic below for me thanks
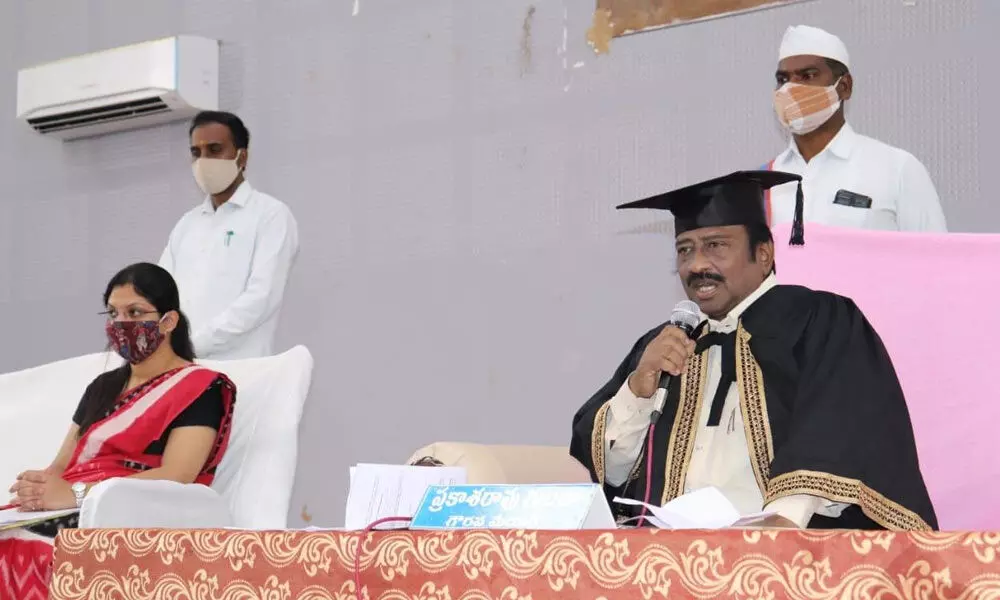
[50,527,1000,599]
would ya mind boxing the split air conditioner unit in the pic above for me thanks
[16,35,219,141]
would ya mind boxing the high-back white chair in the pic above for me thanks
[0,346,313,529]
[0,352,119,490]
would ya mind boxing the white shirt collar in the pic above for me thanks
[200,180,253,213]
[776,122,859,165]
[703,274,777,332]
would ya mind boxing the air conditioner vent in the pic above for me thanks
[27,97,170,134]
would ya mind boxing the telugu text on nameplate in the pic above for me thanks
[410,484,615,530]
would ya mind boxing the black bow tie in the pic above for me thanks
[694,329,736,428]
[695,330,733,354]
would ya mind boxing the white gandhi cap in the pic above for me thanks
[778,25,850,70]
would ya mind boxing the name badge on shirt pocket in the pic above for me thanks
[833,189,873,209]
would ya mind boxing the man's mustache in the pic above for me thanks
[687,272,725,287]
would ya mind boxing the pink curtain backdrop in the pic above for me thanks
[772,223,999,531]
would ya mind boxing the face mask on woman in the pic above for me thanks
[106,318,165,364]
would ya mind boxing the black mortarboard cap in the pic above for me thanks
[617,170,806,245]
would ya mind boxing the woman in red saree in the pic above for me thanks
[0,263,236,599]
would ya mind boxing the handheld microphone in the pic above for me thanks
[651,300,701,420]
[627,299,703,527]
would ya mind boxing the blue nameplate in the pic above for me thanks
[410,484,615,530]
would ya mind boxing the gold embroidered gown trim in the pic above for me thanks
[660,352,708,505]
[735,321,931,531]
[591,401,611,484]
[735,325,775,497]
[653,319,930,531]
[766,470,932,531]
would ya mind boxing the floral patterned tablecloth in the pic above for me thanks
[50,528,1000,599]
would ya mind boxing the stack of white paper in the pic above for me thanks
[614,487,774,529]
[344,463,466,530]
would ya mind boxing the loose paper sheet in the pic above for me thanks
[614,487,774,529]
[344,464,466,530]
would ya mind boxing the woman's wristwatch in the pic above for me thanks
[71,482,88,508]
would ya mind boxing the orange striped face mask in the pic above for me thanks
[773,78,842,135]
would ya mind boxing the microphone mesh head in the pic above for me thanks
[670,300,702,332]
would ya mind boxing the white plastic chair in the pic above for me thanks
[0,346,313,529]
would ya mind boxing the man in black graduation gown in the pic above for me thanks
[570,170,937,530]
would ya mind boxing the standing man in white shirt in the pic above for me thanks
[159,111,299,359]
[765,25,947,232]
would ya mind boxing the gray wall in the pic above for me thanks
[0,0,991,526]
